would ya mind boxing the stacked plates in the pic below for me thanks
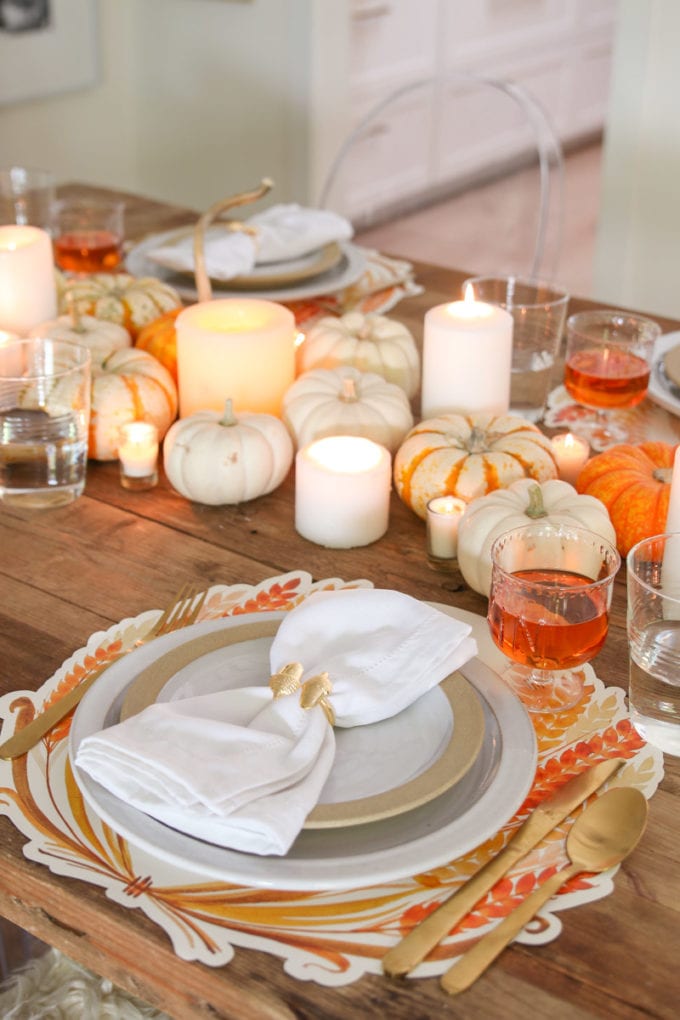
[126,229,368,303]
[649,330,680,416]
[69,608,536,891]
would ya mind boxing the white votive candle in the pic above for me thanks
[176,298,296,417]
[0,225,57,334]
[661,446,680,608]
[551,432,590,486]
[118,421,159,489]
[421,286,513,418]
[426,496,466,560]
[295,435,391,548]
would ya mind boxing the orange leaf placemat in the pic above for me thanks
[0,571,663,985]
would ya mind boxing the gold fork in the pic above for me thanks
[0,584,208,759]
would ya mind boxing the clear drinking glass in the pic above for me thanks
[464,275,569,422]
[0,339,91,509]
[564,309,661,447]
[488,522,620,713]
[0,166,55,230]
[627,533,680,756]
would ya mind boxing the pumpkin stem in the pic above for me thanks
[466,426,489,455]
[340,377,358,403]
[66,291,84,333]
[653,467,673,483]
[524,484,549,519]
[219,398,238,427]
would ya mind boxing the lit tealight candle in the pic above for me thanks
[0,225,57,334]
[426,495,466,565]
[176,298,296,417]
[118,421,159,490]
[421,284,513,418]
[295,435,391,548]
[551,432,590,485]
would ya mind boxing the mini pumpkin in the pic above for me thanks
[457,478,617,596]
[135,307,182,382]
[282,366,413,452]
[164,398,294,505]
[576,441,675,555]
[90,348,178,460]
[394,413,558,519]
[297,311,420,398]
[29,314,131,367]
[59,273,182,339]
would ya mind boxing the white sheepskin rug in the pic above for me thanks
[0,948,171,1019]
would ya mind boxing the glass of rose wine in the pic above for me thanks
[564,309,661,448]
[488,522,620,713]
[51,198,124,273]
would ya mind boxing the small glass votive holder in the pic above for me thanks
[426,495,466,570]
[118,421,159,491]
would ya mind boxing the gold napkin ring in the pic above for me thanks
[269,663,335,726]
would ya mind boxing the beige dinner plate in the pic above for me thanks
[117,618,486,830]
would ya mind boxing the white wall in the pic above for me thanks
[594,0,680,318]
[0,0,349,213]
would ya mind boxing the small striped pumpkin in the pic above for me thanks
[59,273,182,340]
[89,348,178,460]
[394,413,558,519]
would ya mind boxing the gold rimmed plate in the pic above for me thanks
[116,617,486,829]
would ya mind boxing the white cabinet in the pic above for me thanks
[323,0,618,223]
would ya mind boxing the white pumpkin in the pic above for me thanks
[58,272,182,339]
[394,413,558,520]
[282,366,413,452]
[29,314,131,367]
[164,399,294,505]
[90,348,178,460]
[297,311,420,398]
[457,478,617,597]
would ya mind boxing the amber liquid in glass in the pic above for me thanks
[54,230,122,272]
[564,348,650,409]
[488,568,609,670]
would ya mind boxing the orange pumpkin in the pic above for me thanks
[135,307,182,382]
[576,441,675,554]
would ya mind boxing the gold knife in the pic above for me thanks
[381,756,626,977]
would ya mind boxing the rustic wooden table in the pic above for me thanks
[0,184,678,1019]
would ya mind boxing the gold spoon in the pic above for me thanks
[441,786,648,995]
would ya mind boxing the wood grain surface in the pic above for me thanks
[0,183,678,1019]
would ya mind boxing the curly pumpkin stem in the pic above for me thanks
[219,398,238,427]
[524,483,549,519]
[194,178,274,303]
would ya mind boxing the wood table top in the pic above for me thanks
[1,183,678,1019]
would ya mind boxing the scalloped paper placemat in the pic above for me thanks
[0,571,664,986]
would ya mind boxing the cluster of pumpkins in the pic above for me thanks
[42,270,675,592]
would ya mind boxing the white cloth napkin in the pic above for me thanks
[74,589,477,856]
[146,203,354,280]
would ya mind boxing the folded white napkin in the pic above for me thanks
[147,203,354,280]
[75,589,477,856]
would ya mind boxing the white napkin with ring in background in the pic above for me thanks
[147,203,354,280]
[75,589,477,856]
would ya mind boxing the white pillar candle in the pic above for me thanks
[118,421,159,487]
[551,432,590,485]
[295,435,391,548]
[421,286,513,418]
[176,298,296,417]
[426,496,466,560]
[0,225,57,334]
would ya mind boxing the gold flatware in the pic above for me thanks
[441,785,648,995]
[381,756,625,977]
[0,585,207,759]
